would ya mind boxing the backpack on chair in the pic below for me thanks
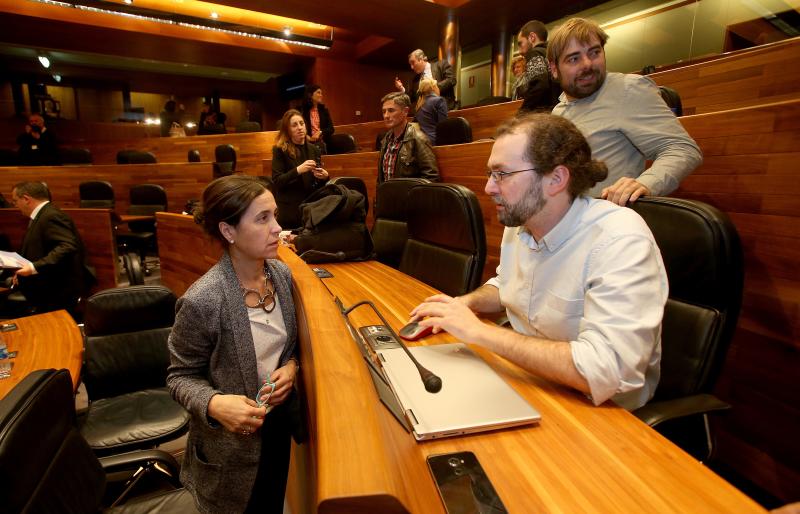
[294,183,374,263]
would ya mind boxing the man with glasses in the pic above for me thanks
[411,114,667,410]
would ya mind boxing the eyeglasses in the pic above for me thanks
[486,168,538,183]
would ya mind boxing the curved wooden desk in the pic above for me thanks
[280,248,766,514]
[0,310,82,398]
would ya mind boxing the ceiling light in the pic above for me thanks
[53,74,62,83]
[283,26,292,36]
[38,55,51,68]
[210,11,219,19]
[123,0,133,4]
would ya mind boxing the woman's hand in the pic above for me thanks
[312,167,329,180]
[265,360,298,407]
[207,394,266,435]
[298,160,317,174]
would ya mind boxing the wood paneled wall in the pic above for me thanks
[156,212,221,297]
[0,162,212,214]
[652,37,800,115]
[0,208,118,291]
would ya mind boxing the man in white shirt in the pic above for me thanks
[549,18,702,206]
[411,113,668,410]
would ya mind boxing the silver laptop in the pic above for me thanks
[378,343,540,441]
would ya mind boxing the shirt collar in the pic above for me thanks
[29,200,49,221]
[423,62,432,79]
[517,196,588,252]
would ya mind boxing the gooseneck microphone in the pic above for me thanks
[298,249,346,262]
[342,300,442,393]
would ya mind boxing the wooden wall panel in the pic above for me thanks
[0,163,212,215]
[653,37,800,115]
[0,208,118,291]
[156,213,221,297]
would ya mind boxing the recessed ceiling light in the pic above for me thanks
[123,0,133,4]
[38,55,50,68]
[52,74,62,83]
[210,11,219,19]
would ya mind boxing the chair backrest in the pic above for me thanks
[371,178,430,268]
[327,133,357,154]
[59,147,93,165]
[329,177,369,216]
[236,120,262,133]
[658,86,683,116]
[129,183,167,214]
[475,96,511,107]
[79,180,115,209]
[0,369,105,513]
[82,285,177,400]
[187,149,201,162]
[628,197,743,401]
[435,117,473,146]
[400,183,486,296]
[116,150,157,164]
[213,144,237,178]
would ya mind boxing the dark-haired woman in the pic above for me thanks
[271,109,328,229]
[167,175,300,513]
[301,84,334,153]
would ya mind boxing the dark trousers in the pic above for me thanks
[244,401,292,514]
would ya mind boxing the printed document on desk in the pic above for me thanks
[378,343,540,441]
[0,251,32,270]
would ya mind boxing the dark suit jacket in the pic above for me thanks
[410,60,457,110]
[18,202,94,314]
[271,142,327,229]
[17,128,59,166]
[167,252,298,513]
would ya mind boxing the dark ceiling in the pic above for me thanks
[0,0,603,97]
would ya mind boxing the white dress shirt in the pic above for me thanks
[486,197,668,409]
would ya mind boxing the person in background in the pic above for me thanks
[415,78,448,145]
[198,110,227,135]
[8,181,95,318]
[377,92,439,184]
[394,49,457,110]
[510,54,527,100]
[301,84,334,154]
[548,17,702,206]
[516,19,562,113]
[159,100,184,137]
[271,109,328,228]
[168,175,300,513]
[16,113,59,166]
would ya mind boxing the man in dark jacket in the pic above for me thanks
[516,20,561,113]
[10,181,95,317]
[377,92,439,184]
[395,49,457,110]
[16,113,59,166]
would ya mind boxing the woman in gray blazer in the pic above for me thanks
[167,175,300,513]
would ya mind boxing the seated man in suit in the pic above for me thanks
[394,49,457,110]
[377,92,439,184]
[9,182,95,317]
[411,114,668,410]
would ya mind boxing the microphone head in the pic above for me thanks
[423,374,442,393]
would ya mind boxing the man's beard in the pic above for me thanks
[563,68,605,99]
[492,175,546,227]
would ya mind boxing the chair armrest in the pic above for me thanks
[99,449,180,476]
[633,393,731,427]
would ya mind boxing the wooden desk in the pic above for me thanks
[280,248,766,514]
[119,214,156,223]
[0,311,82,398]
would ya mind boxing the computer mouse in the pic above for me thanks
[399,321,434,341]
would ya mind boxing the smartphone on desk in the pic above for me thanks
[427,451,507,514]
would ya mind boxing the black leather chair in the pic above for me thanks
[117,184,167,274]
[79,180,115,209]
[79,286,190,457]
[400,183,486,296]
[629,197,744,461]
[435,117,472,146]
[0,368,197,513]
[116,150,157,164]
[371,178,430,268]
[476,96,511,106]
[327,133,357,154]
[236,120,262,133]
[329,176,369,216]
[659,86,684,116]
[213,144,236,177]
[187,149,201,162]
[60,147,93,164]
[122,251,145,285]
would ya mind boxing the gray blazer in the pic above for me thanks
[167,251,297,514]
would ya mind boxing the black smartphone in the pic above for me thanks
[427,451,507,514]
